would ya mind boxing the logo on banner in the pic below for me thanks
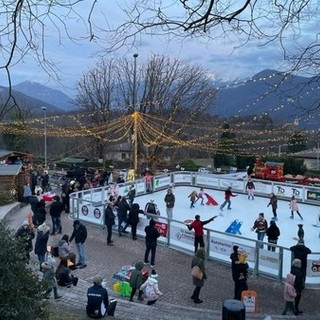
[155,221,168,237]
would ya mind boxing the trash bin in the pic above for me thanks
[222,299,245,320]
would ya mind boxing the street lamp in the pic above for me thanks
[133,53,138,111]
[41,106,47,169]
[132,53,139,175]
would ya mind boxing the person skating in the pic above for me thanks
[164,188,175,219]
[251,213,268,249]
[266,220,280,251]
[188,191,198,209]
[127,184,136,206]
[220,187,237,211]
[187,214,217,253]
[267,193,278,221]
[289,195,303,220]
[144,200,160,220]
[246,178,255,200]
[195,187,205,205]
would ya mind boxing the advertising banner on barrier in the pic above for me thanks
[274,184,304,199]
[154,175,171,190]
[78,203,104,225]
[220,179,243,191]
[210,237,255,262]
[195,174,219,187]
[306,189,320,202]
[259,250,280,268]
[174,173,192,184]
[170,224,195,245]
[254,181,272,195]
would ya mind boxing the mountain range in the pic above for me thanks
[1,71,319,129]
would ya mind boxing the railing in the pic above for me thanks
[69,171,320,288]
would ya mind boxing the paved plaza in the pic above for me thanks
[2,202,320,319]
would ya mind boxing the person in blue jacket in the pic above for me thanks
[86,276,109,318]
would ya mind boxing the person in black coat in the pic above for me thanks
[34,200,47,227]
[266,220,280,251]
[86,276,110,318]
[290,258,305,314]
[69,220,87,268]
[128,203,144,240]
[290,239,311,282]
[34,223,50,267]
[15,220,35,261]
[50,195,63,235]
[233,252,249,301]
[144,219,161,267]
[117,196,130,236]
[230,245,239,299]
[55,259,78,287]
[104,197,116,246]
[127,184,136,206]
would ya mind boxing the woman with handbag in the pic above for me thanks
[190,247,206,304]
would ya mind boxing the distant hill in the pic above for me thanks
[0,86,65,117]
[13,81,74,111]
[213,69,320,129]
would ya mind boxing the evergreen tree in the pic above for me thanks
[0,222,48,320]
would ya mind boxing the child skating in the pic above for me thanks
[188,191,198,209]
[195,188,205,205]
[289,196,303,220]
[220,187,237,211]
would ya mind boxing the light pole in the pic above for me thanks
[41,106,47,169]
[132,53,138,175]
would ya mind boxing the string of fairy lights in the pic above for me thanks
[0,71,319,159]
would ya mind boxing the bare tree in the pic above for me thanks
[75,55,217,166]
[0,0,99,120]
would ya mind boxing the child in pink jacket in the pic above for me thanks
[282,273,298,315]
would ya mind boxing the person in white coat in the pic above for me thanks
[140,269,162,305]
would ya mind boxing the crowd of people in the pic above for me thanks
[14,170,315,318]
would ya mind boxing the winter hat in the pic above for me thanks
[22,220,29,226]
[73,220,80,227]
[150,199,155,203]
[298,239,304,245]
[38,223,50,233]
[93,276,103,285]
[150,269,158,278]
[233,245,239,253]
[292,259,301,268]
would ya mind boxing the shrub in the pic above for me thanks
[0,222,49,320]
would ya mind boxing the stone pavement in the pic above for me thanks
[2,203,320,320]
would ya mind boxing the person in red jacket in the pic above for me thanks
[220,187,237,211]
[187,214,217,253]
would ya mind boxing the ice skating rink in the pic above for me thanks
[135,185,319,252]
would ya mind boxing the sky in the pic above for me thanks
[0,1,314,97]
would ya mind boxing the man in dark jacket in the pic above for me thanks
[69,220,87,269]
[291,258,305,314]
[164,189,175,219]
[290,239,311,281]
[49,195,63,235]
[128,203,144,240]
[117,196,130,236]
[86,276,109,318]
[144,219,161,268]
[104,197,116,246]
